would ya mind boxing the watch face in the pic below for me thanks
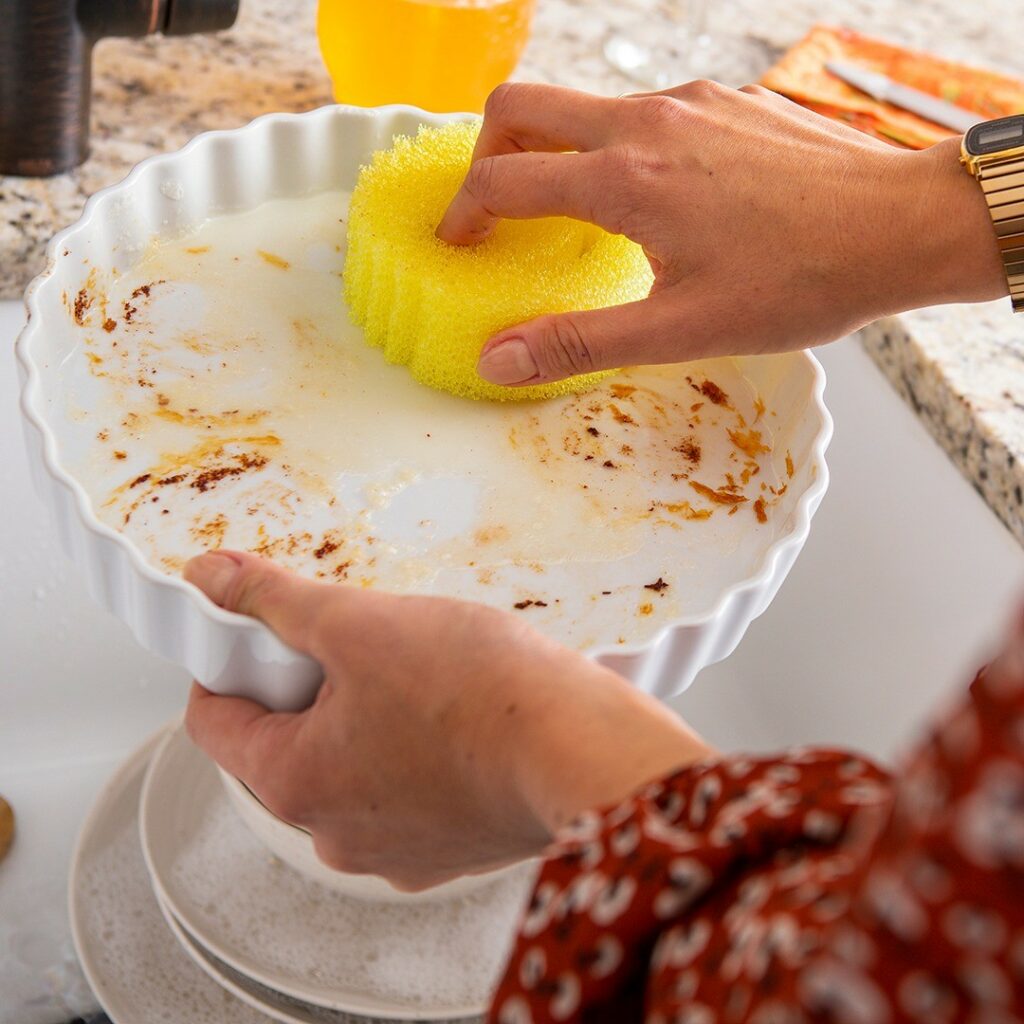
[965,114,1024,156]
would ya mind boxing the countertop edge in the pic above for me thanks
[861,313,1024,547]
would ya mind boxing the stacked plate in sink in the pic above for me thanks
[68,724,536,1023]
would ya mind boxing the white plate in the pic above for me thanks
[137,722,536,1018]
[16,104,832,712]
[155,893,422,1024]
[67,726,279,1024]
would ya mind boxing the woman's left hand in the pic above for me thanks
[184,550,712,890]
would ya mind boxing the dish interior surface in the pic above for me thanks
[38,186,815,651]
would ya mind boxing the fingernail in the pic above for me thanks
[478,339,538,385]
[185,551,243,605]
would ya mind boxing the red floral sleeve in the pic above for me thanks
[489,654,1024,1024]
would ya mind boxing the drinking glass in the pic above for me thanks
[318,0,536,114]
[604,0,752,89]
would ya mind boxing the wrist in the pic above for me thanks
[896,138,1008,309]
[508,660,715,834]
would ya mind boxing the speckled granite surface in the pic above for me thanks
[2,0,1024,542]
[863,302,1024,545]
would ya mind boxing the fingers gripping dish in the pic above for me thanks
[344,121,654,401]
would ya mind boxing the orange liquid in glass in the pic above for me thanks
[317,0,536,114]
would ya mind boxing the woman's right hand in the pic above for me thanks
[436,81,1006,389]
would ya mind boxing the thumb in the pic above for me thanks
[184,550,329,655]
[476,293,687,387]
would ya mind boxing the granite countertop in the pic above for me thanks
[2,0,1024,542]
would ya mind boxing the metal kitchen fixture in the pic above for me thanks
[1,0,240,177]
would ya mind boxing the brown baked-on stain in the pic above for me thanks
[156,406,268,429]
[786,451,795,479]
[191,513,229,547]
[0,795,14,864]
[644,577,669,593]
[728,428,771,458]
[754,497,768,523]
[258,249,291,270]
[689,480,748,506]
[107,437,281,531]
[474,524,510,545]
[698,379,729,406]
[513,599,548,610]
[673,437,701,466]
[73,288,92,325]
[313,538,340,559]
[608,403,637,426]
[638,602,654,616]
[688,378,729,405]
[192,453,269,493]
[122,280,166,324]
[102,318,117,333]
[656,500,714,522]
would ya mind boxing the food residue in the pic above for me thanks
[258,249,291,269]
[728,428,771,458]
[67,191,797,657]
[73,288,92,325]
[314,538,340,559]
[689,481,748,506]
[674,437,701,465]
[698,380,728,405]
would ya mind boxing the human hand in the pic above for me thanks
[437,81,1006,388]
[184,551,712,889]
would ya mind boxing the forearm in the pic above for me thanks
[502,660,715,835]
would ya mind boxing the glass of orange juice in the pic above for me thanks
[318,0,537,114]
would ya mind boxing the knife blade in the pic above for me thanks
[825,60,983,134]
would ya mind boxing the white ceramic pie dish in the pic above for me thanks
[16,104,832,712]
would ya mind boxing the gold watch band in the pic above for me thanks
[966,149,1024,312]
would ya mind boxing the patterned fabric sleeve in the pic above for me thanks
[488,649,1024,1024]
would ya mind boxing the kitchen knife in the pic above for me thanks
[825,60,983,134]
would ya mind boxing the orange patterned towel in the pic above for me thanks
[761,25,1024,149]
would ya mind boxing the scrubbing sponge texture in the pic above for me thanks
[343,120,654,402]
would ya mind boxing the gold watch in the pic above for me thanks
[961,113,1024,313]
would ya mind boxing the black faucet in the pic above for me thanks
[0,0,240,178]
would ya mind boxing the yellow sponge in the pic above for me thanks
[343,121,654,402]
